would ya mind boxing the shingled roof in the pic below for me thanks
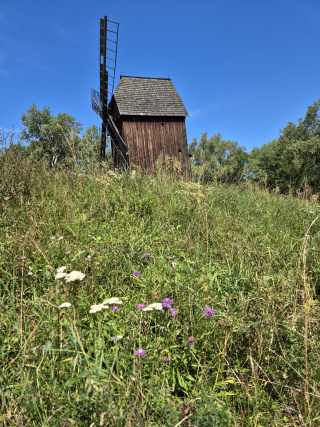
[111,76,189,117]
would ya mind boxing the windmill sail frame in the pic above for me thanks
[91,16,122,163]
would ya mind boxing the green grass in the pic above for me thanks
[1,150,320,426]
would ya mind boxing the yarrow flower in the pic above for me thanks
[204,307,215,317]
[55,272,67,280]
[89,304,108,313]
[142,302,163,311]
[58,302,71,309]
[133,271,141,277]
[65,271,85,283]
[57,266,67,273]
[168,307,177,316]
[110,336,123,342]
[103,297,123,305]
[137,304,146,310]
[135,349,146,356]
[162,298,173,308]
[145,253,151,258]
[111,306,120,312]
[187,337,194,346]
[171,262,177,268]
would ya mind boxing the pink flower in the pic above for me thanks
[204,307,215,317]
[135,349,146,356]
[187,337,194,346]
[137,304,146,310]
[145,253,151,258]
[133,271,141,277]
[111,306,120,312]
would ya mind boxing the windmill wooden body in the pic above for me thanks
[91,17,190,176]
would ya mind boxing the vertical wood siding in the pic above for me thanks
[114,116,190,175]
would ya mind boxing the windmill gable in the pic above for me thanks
[108,76,191,176]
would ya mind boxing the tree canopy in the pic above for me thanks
[248,99,320,193]
[21,104,83,167]
[188,132,248,184]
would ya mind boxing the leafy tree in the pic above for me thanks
[79,125,113,170]
[21,104,82,167]
[248,99,320,193]
[189,132,248,184]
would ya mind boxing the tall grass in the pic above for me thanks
[1,144,320,426]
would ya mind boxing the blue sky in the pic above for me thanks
[1,0,320,152]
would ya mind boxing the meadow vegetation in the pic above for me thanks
[1,138,320,426]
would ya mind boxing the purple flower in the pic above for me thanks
[145,253,151,258]
[137,304,146,310]
[187,337,194,346]
[133,271,141,277]
[204,307,215,317]
[111,306,120,312]
[164,356,169,364]
[168,307,177,316]
[162,298,173,308]
[135,349,146,356]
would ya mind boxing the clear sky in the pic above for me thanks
[1,0,320,152]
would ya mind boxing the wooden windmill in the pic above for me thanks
[91,16,191,176]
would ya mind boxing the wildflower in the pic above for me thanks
[58,236,64,241]
[149,303,163,310]
[135,349,146,356]
[204,307,215,317]
[133,271,141,277]
[164,356,169,364]
[110,336,123,342]
[168,307,177,316]
[55,272,67,280]
[57,266,66,273]
[145,253,151,258]
[111,306,120,312]
[27,267,33,276]
[171,262,177,267]
[142,303,163,311]
[103,297,122,305]
[162,298,173,308]
[137,304,146,310]
[89,304,106,313]
[58,302,71,308]
[187,337,194,346]
[87,255,92,261]
[64,271,85,283]
[166,255,170,259]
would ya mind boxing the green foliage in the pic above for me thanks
[21,103,83,167]
[189,132,248,184]
[1,138,320,425]
[249,99,320,193]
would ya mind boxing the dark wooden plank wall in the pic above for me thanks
[116,116,190,174]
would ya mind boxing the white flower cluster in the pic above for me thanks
[143,303,163,312]
[89,297,122,314]
[58,302,72,309]
[55,266,85,282]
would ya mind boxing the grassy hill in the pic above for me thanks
[1,152,320,426]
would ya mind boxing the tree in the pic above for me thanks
[189,132,248,184]
[21,104,82,167]
[248,99,320,193]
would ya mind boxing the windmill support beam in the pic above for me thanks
[107,114,127,152]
